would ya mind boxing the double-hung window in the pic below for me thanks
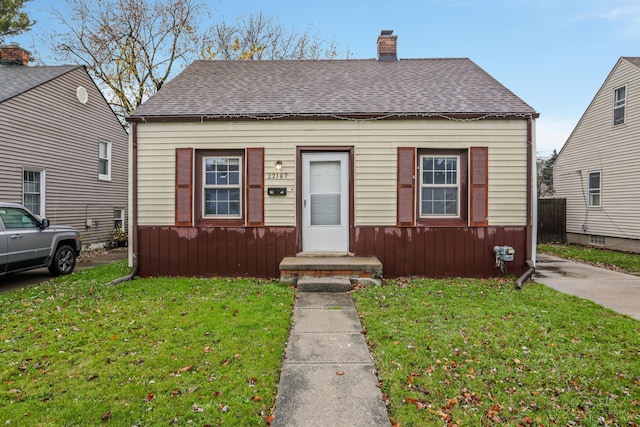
[99,140,112,181]
[588,171,601,207]
[613,86,626,126]
[420,155,460,217]
[203,156,242,218]
[23,169,44,216]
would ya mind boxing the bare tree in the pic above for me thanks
[204,11,349,60]
[53,0,208,119]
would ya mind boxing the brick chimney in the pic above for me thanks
[0,44,32,66]
[377,30,397,61]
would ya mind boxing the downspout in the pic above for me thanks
[516,117,536,289]
[107,121,139,285]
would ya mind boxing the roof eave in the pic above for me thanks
[126,111,539,123]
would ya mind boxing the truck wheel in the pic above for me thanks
[48,245,77,276]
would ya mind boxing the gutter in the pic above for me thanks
[516,259,535,289]
[516,117,537,289]
[107,121,139,285]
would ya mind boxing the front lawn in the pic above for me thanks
[0,262,295,426]
[353,278,640,427]
[3,263,639,426]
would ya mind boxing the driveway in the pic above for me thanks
[534,254,640,320]
[0,248,128,293]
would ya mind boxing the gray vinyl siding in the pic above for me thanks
[0,67,128,247]
[554,58,640,244]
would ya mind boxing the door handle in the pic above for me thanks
[10,234,22,239]
[304,199,306,208]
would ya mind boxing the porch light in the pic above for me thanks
[274,160,283,171]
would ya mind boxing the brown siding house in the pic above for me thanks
[127,31,539,279]
[0,44,128,248]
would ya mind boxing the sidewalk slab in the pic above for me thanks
[291,306,362,333]
[272,364,390,427]
[272,292,391,427]
[284,332,372,363]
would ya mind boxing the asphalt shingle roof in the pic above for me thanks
[0,65,82,103]
[622,56,640,68]
[129,58,537,120]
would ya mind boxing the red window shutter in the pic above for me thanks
[175,148,193,226]
[397,147,416,227]
[246,148,264,226]
[469,147,488,226]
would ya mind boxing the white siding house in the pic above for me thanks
[554,57,640,252]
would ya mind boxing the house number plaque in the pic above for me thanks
[266,173,288,180]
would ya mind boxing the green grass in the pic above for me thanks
[353,278,640,427]
[3,259,640,426]
[538,243,640,275]
[0,262,295,426]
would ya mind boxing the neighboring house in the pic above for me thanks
[127,31,539,279]
[554,57,640,253]
[0,44,128,249]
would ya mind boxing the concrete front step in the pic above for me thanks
[279,256,383,287]
[297,277,352,293]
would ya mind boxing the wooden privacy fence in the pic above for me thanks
[537,198,566,243]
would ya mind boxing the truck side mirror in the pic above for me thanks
[41,218,50,229]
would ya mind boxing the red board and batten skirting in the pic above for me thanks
[136,225,527,279]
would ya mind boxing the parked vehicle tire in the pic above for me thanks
[48,245,76,276]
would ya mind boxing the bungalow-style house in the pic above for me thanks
[0,44,128,249]
[126,31,539,280]
[554,57,640,253]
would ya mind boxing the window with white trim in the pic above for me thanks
[202,156,242,218]
[114,208,126,229]
[98,140,112,181]
[588,171,601,207]
[613,86,626,126]
[23,169,44,216]
[420,155,460,217]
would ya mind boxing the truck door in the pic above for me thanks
[0,207,50,272]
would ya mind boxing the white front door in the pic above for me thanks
[302,152,349,253]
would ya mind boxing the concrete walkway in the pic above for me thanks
[534,254,640,320]
[272,292,390,427]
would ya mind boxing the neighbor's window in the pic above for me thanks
[99,140,112,181]
[588,171,601,207]
[23,169,44,216]
[202,156,242,218]
[420,155,460,217]
[114,208,125,229]
[613,86,626,126]
[589,235,605,246]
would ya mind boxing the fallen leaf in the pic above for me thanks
[191,404,205,412]
[252,396,262,402]
[204,346,213,353]
[101,411,112,421]
[145,393,155,402]
[336,370,345,376]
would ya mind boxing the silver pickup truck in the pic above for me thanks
[0,202,82,277]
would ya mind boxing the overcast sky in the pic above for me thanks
[10,0,640,157]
